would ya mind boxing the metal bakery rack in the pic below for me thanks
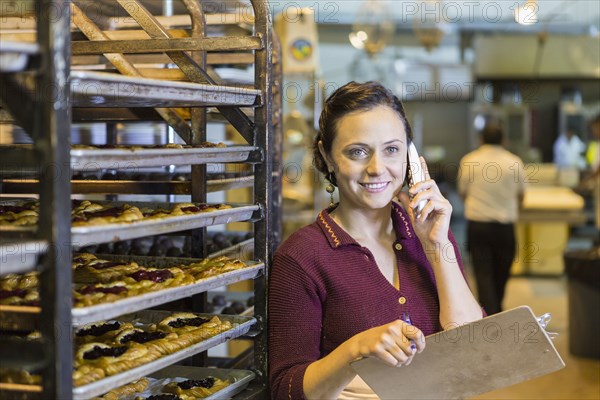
[0,0,282,399]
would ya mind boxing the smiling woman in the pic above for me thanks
[268,81,484,400]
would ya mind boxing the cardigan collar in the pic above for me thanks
[316,202,414,249]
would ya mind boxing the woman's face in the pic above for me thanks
[323,105,408,211]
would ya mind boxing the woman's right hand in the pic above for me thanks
[351,320,426,367]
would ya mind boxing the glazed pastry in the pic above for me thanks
[72,204,144,226]
[72,253,99,264]
[75,321,135,345]
[114,328,177,357]
[73,282,131,307]
[0,272,39,290]
[93,378,150,400]
[156,312,208,333]
[156,314,233,347]
[0,368,42,385]
[162,377,230,399]
[0,287,39,306]
[72,364,106,387]
[135,394,182,400]
[0,203,39,226]
[73,255,141,283]
[2,200,233,227]
[181,256,248,281]
[74,342,154,378]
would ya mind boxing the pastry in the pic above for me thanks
[114,328,177,357]
[162,377,231,399]
[0,272,39,290]
[75,321,135,345]
[72,203,144,226]
[74,342,154,381]
[136,395,182,400]
[73,282,131,307]
[93,377,150,400]
[181,256,248,281]
[72,364,106,387]
[155,314,233,347]
[0,202,39,226]
[0,368,41,385]
[1,200,234,227]
[73,254,141,283]
[0,288,39,306]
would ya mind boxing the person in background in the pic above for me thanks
[584,114,600,177]
[553,128,586,170]
[458,123,526,315]
[582,114,600,233]
[269,81,483,400]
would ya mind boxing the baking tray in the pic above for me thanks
[0,257,264,329]
[145,366,255,400]
[71,258,264,326]
[0,200,259,246]
[209,238,254,261]
[69,202,259,246]
[70,71,261,108]
[0,383,42,400]
[70,146,258,170]
[0,41,38,72]
[0,305,38,331]
[208,176,255,192]
[72,312,256,400]
[0,240,45,276]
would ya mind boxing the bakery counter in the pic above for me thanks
[513,186,586,276]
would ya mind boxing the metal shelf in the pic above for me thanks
[70,145,260,170]
[71,261,264,326]
[2,177,255,195]
[0,260,264,330]
[70,71,261,108]
[0,202,259,246]
[0,41,38,72]
[0,240,46,276]
[72,313,256,400]
[0,0,278,396]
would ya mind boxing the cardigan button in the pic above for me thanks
[394,243,403,251]
[398,296,407,305]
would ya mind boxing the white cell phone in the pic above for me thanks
[407,142,427,214]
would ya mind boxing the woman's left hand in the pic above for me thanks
[397,156,452,246]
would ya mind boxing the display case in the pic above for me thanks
[0,0,279,398]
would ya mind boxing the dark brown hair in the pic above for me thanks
[313,81,413,186]
[481,123,504,145]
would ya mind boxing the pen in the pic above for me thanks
[401,312,417,353]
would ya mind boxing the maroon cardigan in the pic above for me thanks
[268,203,468,400]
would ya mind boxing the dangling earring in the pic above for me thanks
[326,172,336,208]
[326,183,335,208]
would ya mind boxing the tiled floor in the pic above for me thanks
[471,276,600,399]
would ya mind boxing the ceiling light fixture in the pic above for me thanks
[514,0,539,25]
[348,0,395,57]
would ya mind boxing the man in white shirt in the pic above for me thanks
[553,129,586,170]
[458,123,525,314]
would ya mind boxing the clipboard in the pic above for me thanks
[351,306,565,400]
